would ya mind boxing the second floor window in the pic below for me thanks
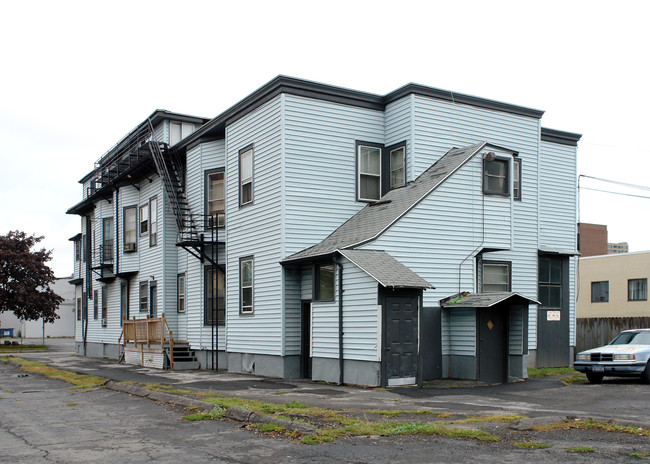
[239,146,253,206]
[124,207,137,251]
[483,157,509,196]
[207,171,225,227]
[149,197,158,247]
[139,204,149,236]
[390,146,406,190]
[358,145,381,201]
[102,218,113,262]
[513,158,522,200]
[482,261,511,293]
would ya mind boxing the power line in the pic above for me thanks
[580,186,650,200]
[579,174,650,192]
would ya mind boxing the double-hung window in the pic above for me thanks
[628,278,648,301]
[481,261,511,292]
[389,146,406,190]
[139,204,149,236]
[102,218,113,262]
[513,158,522,200]
[483,157,509,196]
[139,282,148,312]
[149,197,158,246]
[239,146,253,206]
[240,257,254,314]
[177,274,186,313]
[207,170,225,227]
[205,267,225,325]
[314,263,335,301]
[93,290,99,319]
[539,256,562,308]
[124,207,137,251]
[120,282,129,325]
[76,298,82,321]
[170,121,195,146]
[358,145,381,201]
[591,281,609,302]
[101,287,107,326]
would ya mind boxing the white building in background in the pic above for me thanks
[0,276,75,338]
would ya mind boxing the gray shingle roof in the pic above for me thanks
[338,249,433,289]
[282,142,487,263]
[440,292,540,308]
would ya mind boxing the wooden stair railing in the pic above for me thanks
[118,314,174,370]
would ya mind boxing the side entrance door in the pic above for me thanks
[537,255,570,367]
[301,300,312,379]
[384,289,420,386]
[478,307,507,384]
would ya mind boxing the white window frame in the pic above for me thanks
[124,206,137,251]
[177,273,186,313]
[139,204,149,236]
[139,281,148,312]
[239,146,253,207]
[207,170,225,227]
[481,261,511,293]
[149,196,158,247]
[513,158,522,201]
[240,257,254,314]
[357,144,381,201]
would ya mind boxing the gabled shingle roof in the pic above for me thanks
[440,292,540,308]
[282,142,487,264]
[338,250,433,289]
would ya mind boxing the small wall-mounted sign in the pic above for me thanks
[547,310,561,321]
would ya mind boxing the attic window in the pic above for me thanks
[483,157,509,196]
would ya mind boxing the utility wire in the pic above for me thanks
[579,174,650,192]
[580,186,650,200]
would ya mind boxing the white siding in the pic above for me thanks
[283,94,385,258]
[385,95,413,182]
[309,258,379,362]
[226,96,283,355]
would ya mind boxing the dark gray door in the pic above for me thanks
[301,300,312,379]
[478,307,507,384]
[422,307,442,380]
[385,294,419,386]
[537,256,570,367]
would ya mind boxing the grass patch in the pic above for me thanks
[0,344,48,353]
[181,407,225,421]
[255,423,285,433]
[565,446,594,453]
[532,419,650,437]
[67,402,78,406]
[630,451,650,458]
[562,374,587,385]
[4,356,106,389]
[514,440,551,449]
[527,367,578,378]
[361,409,437,417]
[449,414,526,424]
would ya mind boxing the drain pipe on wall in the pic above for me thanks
[338,258,344,386]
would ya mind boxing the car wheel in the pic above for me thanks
[586,372,604,384]
[642,363,650,384]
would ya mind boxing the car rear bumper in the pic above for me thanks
[574,362,646,376]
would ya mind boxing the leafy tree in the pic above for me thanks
[0,231,62,323]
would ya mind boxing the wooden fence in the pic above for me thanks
[576,317,650,354]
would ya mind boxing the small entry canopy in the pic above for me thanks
[440,291,540,309]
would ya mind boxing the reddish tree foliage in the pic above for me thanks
[0,231,62,323]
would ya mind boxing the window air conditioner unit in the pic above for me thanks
[124,243,136,252]
[101,318,107,327]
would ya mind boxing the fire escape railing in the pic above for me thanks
[147,119,200,242]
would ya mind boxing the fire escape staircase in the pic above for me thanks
[146,119,219,266]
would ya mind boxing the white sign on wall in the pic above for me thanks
[547,311,561,321]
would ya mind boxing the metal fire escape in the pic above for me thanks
[146,119,219,266]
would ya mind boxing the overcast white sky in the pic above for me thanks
[1,0,649,277]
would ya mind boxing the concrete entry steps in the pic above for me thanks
[167,342,200,370]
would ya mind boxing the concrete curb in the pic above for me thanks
[510,415,650,431]
[104,381,315,434]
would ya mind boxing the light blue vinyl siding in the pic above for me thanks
[309,258,379,362]
[412,96,540,177]
[509,307,524,355]
[181,139,227,348]
[284,267,302,356]
[226,96,283,355]
[539,141,577,252]
[447,309,475,356]
[283,94,385,258]
[385,95,413,182]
